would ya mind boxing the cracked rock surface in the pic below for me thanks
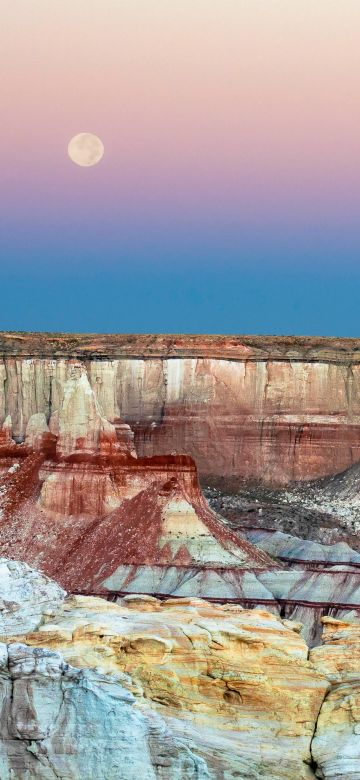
[0,642,207,780]
[0,559,359,778]
[0,558,65,637]
[7,588,329,779]
[311,618,360,778]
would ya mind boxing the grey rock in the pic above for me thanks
[0,559,65,637]
[0,642,209,780]
[312,680,360,779]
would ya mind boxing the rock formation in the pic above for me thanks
[0,642,209,779]
[311,618,360,778]
[2,332,360,485]
[0,364,276,601]
[1,350,360,643]
[0,556,359,778]
[0,558,64,636]
[1,332,360,772]
[0,558,328,779]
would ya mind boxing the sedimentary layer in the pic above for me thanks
[1,361,359,643]
[2,332,360,484]
[0,365,275,599]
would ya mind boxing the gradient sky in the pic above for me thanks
[1,1,360,335]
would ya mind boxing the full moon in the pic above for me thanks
[67,133,104,167]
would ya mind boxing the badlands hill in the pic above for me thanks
[0,332,360,645]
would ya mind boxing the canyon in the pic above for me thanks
[0,350,359,645]
[1,331,360,775]
[1,334,360,638]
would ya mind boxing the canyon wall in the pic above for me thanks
[1,332,360,484]
[0,363,276,600]
[2,354,360,641]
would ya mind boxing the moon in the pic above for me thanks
[67,133,104,167]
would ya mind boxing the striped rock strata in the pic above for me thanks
[2,332,360,485]
[1,365,360,643]
[0,366,275,600]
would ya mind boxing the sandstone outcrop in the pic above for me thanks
[1,556,360,779]
[312,679,360,779]
[2,332,360,484]
[51,364,120,458]
[0,558,64,636]
[6,581,329,779]
[25,412,51,450]
[311,618,360,778]
[1,416,12,443]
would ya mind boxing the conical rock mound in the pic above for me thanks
[0,367,277,596]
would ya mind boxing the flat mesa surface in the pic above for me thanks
[1,332,360,362]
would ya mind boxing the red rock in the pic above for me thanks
[0,450,275,591]
[0,415,12,445]
[1,334,360,636]
[2,333,360,484]
[0,369,275,594]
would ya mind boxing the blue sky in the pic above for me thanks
[2,264,358,336]
[1,0,360,336]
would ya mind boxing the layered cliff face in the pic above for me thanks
[2,332,360,774]
[1,350,360,643]
[2,332,360,485]
[0,363,276,601]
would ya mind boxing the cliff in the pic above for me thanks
[1,332,360,485]
[0,331,359,775]
[1,352,360,642]
[0,364,276,597]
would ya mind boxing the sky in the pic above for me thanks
[1,0,360,335]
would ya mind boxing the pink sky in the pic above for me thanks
[1,1,360,252]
